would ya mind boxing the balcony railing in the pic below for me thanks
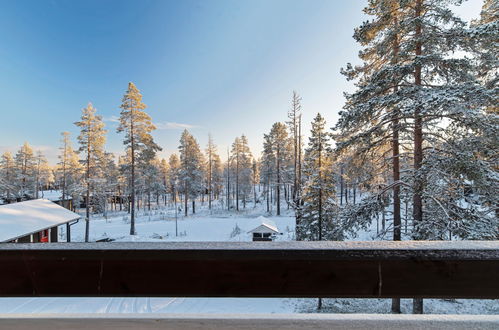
[1,241,498,328]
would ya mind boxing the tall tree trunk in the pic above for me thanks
[340,167,344,205]
[276,149,281,216]
[208,150,212,210]
[413,0,424,314]
[236,151,239,211]
[227,148,230,211]
[266,174,270,213]
[184,181,188,216]
[391,12,402,313]
[130,113,136,235]
[318,131,322,241]
[85,127,91,243]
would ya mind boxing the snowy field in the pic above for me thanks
[2,203,497,315]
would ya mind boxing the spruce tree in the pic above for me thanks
[298,114,338,241]
[117,82,161,235]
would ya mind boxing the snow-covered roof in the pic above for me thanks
[39,190,72,201]
[0,199,81,242]
[248,217,279,234]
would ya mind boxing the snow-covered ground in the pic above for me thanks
[1,202,497,315]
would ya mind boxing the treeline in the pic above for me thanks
[0,0,497,252]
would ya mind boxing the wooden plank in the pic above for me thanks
[0,241,498,298]
[0,313,498,330]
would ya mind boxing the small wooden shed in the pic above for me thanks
[248,218,279,241]
[0,199,81,243]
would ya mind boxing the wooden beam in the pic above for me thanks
[0,241,498,298]
[1,313,498,330]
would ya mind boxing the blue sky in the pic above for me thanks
[0,0,482,163]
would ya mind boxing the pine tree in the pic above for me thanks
[117,82,161,235]
[252,158,260,206]
[34,150,52,198]
[239,135,253,209]
[211,153,224,202]
[231,135,253,210]
[471,0,498,94]
[269,122,290,216]
[57,132,83,210]
[75,102,107,242]
[167,154,180,205]
[206,134,218,210]
[231,137,241,211]
[14,142,36,199]
[260,133,275,214]
[178,129,204,216]
[0,152,16,201]
[337,0,498,313]
[159,158,169,206]
[287,91,303,204]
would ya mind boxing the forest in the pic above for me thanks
[0,0,497,248]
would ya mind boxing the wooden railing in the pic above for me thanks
[1,241,498,298]
[1,241,499,329]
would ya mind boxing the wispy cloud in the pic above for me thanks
[155,122,198,130]
[103,115,120,123]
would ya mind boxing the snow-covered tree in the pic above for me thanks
[287,91,303,204]
[117,82,161,234]
[167,153,180,206]
[178,129,204,215]
[269,122,290,216]
[158,158,169,206]
[260,133,275,213]
[251,158,260,206]
[14,142,36,198]
[34,150,52,198]
[337,0,499,313]
[231,135,253,210]
[56,132,83,210]
[75,102,107,242]
[298,114,339,241]
[211,153,224,201]
[0,151,16,200]
[206,134,219,210]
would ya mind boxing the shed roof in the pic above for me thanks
[0,199,81,242]
[248,217,279,234]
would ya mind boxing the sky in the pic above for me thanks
[0,0,483,164]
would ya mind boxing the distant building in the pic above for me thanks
[39,190,74,210]
[0,199,81,243]
[248,218,279,241]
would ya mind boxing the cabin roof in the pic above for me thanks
[248,217,279,234]
[0,199,81,242]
